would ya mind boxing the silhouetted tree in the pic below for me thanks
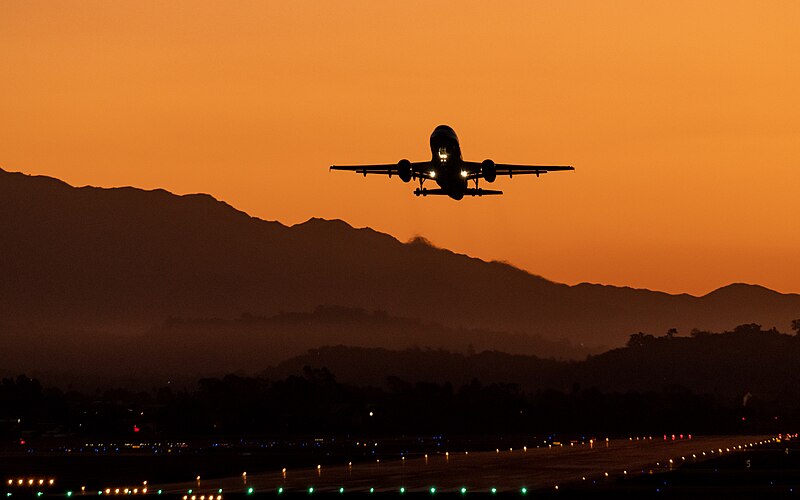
[734,323,762,334]
[627,332,655,347]
[792,319,800,336]
[666,328,678,339]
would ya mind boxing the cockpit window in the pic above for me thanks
[438,146,448,161]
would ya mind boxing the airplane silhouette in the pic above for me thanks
[331,125,573,200]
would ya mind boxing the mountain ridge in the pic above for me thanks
[2,167,798,349]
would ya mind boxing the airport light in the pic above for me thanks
[247,488,254,495]
[520,487,527,495]
[67,494,73,498]
[430,487,436,494]
[369,488,374,494]
[400,488,405,494]
[491,488,497,494]
[339,487,344,494]
[218,490,222,494]
[277,488,283,495]
[308,487,314,494]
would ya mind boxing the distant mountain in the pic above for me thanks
[0,307,593,388]
[2,168,799,352]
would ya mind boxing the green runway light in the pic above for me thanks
[369,488,374,494]
[521,487,528,495]
[188,490,193,495]
[400,488,405,494]
[430,487,436,494]
[37,493,43,498]
[157,491,162,495]
[339,487,344,494]
[491,488,497,494]
[277,488,283,494]
[218,490,222,494]
[308,487,314,494]
[461,487,467,494]
[247,488,254,495]
[67,492,73,497]
[98,492,103,495]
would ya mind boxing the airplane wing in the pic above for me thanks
[330,161,433,178]
[462,161,573,179]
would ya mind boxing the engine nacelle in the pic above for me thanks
[482,159,496,183]
[397,159,412,182]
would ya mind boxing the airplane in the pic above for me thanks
[330,125,573,200]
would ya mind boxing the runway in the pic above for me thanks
[160,435,776,494]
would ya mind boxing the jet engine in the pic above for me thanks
[482,159,496,183]
[398,159,412,182]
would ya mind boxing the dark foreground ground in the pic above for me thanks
[4,435,798,498]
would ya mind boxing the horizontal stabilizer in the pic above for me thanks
[414,188,503,197]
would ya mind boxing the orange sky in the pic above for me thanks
[2,1,799,295]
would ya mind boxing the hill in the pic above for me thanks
[268,325,800,402]
[2,167,799,355]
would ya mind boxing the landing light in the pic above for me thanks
[460,171,468,178]
[429,171,436,178]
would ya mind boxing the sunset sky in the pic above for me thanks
[2,1,799,295]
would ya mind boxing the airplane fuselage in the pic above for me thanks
[428,125,469,200]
